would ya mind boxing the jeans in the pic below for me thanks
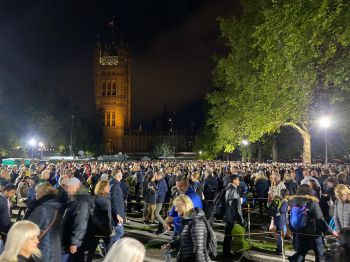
[289,234,325,262]
[276,226,287,251]
[155,203,166,230]
[110,224,124,246]
[0,239,3,254]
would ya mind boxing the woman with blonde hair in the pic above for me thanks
[0,220,41,262]
[334,184,350,232]
[104,237,145,262]
[268,173,286,200]
[163,194,211,262]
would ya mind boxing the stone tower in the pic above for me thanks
[93,23,131,154]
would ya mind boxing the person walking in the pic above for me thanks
[110,170,126,244]
[61,177,94,262]
[333,184,350,232]
[223,174,245,257]
[288,184,338,262]
[28,182,62,262]
[154,172,168,234]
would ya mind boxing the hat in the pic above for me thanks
[67,177,81,186]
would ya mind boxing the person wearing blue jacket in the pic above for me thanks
[166,175,202,238]
[109,169,125,244]
[155,172,168,233]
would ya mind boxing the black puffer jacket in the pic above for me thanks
[61,192,94,252]
[172,208,211,262]
[28,194,62,262]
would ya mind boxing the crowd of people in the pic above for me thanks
[0,160,350,261]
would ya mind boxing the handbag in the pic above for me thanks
[38,210,58,240]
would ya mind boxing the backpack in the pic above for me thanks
[290,203,310,231]
[267,197,283,217]
[189,218,218,257]
[213,189,226,217]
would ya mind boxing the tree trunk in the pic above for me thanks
[284,122,311,164]
[272,136,278,162]
[258,142,263,163]
[300,130,311,164]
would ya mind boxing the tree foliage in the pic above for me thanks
[208,0,350,161]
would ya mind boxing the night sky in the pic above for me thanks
[0,0,240,128]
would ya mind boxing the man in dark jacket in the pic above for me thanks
[155,172,168,233]
[203,170,218,225]
[288,184,338,262]
[110,169,125,244]
[28,182,62,262]
[223,174,244,257]
[61,177,94,262]
[0,184,16,235]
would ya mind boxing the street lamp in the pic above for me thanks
[319,116,331,165]
[242,139,249,146]
[28,138,37,158]
[38,142,44,158]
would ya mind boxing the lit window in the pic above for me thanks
[106,111,111,126]
[112,111,116,126]
[112,83,117,96]
[102,82,106,96]
[107,82,111,96]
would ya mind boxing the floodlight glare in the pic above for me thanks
[242,139,249,146]
[28,138,37,146]
[199,151,202,155]
[319,117,331,128]
[38,142,44,147]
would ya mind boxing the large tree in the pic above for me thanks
[208,0,350,163]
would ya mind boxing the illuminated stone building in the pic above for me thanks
[93,29,131,153]
[94,23,194,154]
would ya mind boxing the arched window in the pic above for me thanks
[102,82,106,96]
[112,82,117,96]
[106,111,111,126]
[112,111,116,126]
[107,82,111,96]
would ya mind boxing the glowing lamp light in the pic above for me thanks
[38,142,44,147]
[28,139,37,146]
[199,151,202,155]
[319,117,331,128]
[242,139,249,146]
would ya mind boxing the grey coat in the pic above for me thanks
[172,208,211,262]
[28,195,62,262]
[334,200,350,231]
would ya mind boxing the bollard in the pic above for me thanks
[281,231,286,262]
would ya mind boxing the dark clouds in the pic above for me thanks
[0,0,240,126]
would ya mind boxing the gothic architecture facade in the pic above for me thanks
[94,24,194,154]
[93,34,131,153]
